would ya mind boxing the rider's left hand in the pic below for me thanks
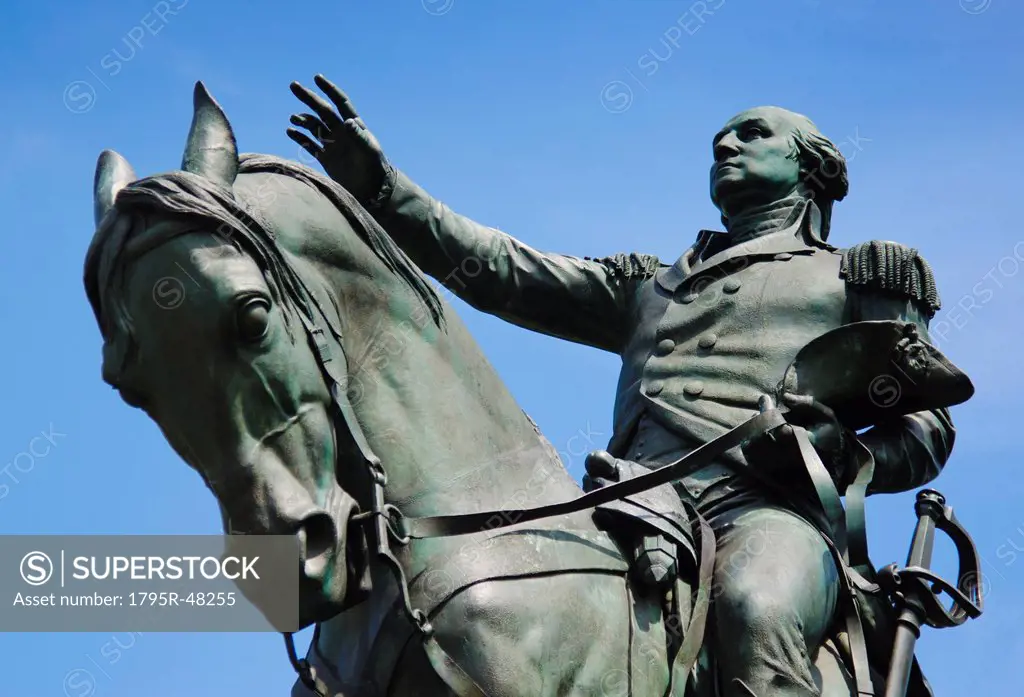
[779,393,852,472]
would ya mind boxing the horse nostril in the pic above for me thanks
[295,512,336,572]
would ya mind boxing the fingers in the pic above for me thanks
[314,74,359,120]
[289,113,331,143]
[289,81,345,131]
[780,393,814,409]
[781,393,838,422]
[582,475,616,493]
[286,128,323,160]
[584,451,620,481]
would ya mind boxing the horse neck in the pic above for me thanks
[339,274,582,517]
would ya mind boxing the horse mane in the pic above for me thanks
[84,153,444,389]
[236,153,443,325]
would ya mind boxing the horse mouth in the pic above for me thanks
[295,486,371,628]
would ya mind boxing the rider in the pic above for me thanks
[285,75,954,697]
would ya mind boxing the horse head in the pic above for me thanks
[84,82,582,638]
[86,82,402,630]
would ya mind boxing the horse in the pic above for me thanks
[85,82,876,696]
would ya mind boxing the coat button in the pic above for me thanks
[680,293,698,304]
[774,252,793,261]
[683,381,704,396]
[697,334,717,349]
[723,279,741,293]
[647,381,664,396]
[656,338,675,355]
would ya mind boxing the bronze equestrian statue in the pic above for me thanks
[83,78,981,696]
[283,75,981,696]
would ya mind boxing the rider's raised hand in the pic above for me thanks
[287,75,394,205]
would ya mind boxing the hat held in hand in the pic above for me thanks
[777,320,974,432]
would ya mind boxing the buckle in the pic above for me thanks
[310,326,331,362]
[383,504,410,545]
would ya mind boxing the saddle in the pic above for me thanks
[584,451,698,590]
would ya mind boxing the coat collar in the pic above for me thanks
[656,198,828,293]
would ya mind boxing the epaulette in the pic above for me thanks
[840,240,941,316]
[585,252,663,280]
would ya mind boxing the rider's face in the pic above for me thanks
[710,107,807,218]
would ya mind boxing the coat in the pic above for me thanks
[370,173,955,503]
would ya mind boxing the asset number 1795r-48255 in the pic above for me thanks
[129,591,236,606]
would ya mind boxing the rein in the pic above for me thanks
[272,287,980,697]
[280,268,963,697]
[254,188,855,696]
[269,237,791,695]
[384,410,785,539]
[242,232,880,697]
[281,261,789,694]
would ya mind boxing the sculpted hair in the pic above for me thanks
[790,127,849,205]
[789,124,848,241]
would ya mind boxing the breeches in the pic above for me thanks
[705,499,840,697]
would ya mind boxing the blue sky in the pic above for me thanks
[0,0,1021,694]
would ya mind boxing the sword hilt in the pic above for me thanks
[882,489,984,697]
[883,489,984,629]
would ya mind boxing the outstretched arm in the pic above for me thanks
[370,170,661,351]
[287,75,653,354]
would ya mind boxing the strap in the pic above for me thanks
[822,534,877,696]
[398,410,787,540]
[844,440,878,581]
[358,599,419,697]
[668,505,716,693]
[279,260,386,475]
[284,632,335,697]
[792,426,848,558]
[413,510,713,697]
[422,635,491,697]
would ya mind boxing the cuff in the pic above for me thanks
[363,157,398,210]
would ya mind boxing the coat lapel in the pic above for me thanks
[656,199,822,293]
[655,230,710,292]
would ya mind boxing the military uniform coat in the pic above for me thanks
[370,172,955,503]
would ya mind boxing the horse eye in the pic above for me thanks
[236,297,271,343]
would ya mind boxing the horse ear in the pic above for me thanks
[181,81,238,189]
[93,149,136,227]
